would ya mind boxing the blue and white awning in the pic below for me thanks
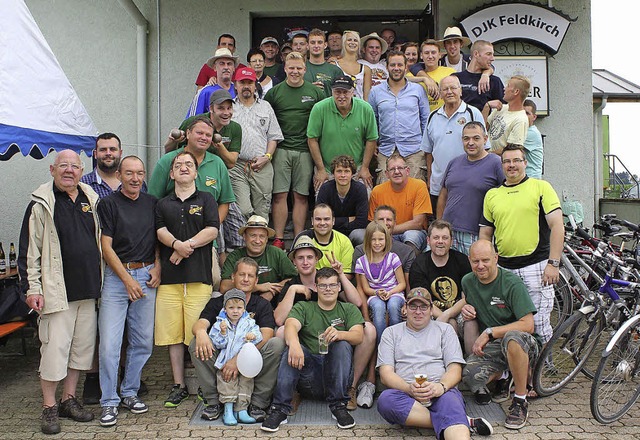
[0,0,98,160]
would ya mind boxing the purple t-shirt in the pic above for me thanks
[355,252,403,303]
[442,153,504,235]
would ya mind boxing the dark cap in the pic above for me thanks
[223,288,246,305]
[209,89,234,106]
[331,75,355,90]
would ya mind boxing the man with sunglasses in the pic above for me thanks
[376,288,493,438]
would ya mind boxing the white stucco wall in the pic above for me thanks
[0,0,594,249]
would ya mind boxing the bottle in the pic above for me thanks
[9,243,16,270]
[0,242,6,275]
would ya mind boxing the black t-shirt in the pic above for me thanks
[409,249,472,312]
[200,293,276,330]
[156,189,220,285]
[53,185,101,301]
[97,191,157,263]
[453,70,505,111]
[274,275,319,309]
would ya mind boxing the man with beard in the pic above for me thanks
[368,51,429,183]
[231,67,283,219]
[188,48,239,117]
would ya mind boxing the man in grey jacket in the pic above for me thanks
[19,150,101,435]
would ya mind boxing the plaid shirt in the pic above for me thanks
[80,168,147,199]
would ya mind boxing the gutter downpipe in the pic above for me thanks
[117,0,148,166]
[593,96,607,224]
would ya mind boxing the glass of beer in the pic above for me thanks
[318,331,329,354]
[414,373,431,407]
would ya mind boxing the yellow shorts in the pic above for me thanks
[155,283,212,346]
[38,299,97,382]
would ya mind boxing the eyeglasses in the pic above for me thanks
[173,161,196,170]
[387,166,408,173]
[440,86,460,92]
[407,303,432,311]
[55,163,82,171]
[501,158,525,165]
[317,283,340,291]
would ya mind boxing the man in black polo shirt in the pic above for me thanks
[20,150,101,435]
[154,150,220,408]
[190,257,285,422]
[96,156,160,426]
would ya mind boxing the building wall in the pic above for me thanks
[0,0,593,248]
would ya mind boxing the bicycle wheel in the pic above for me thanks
[590,316,640,424]
[533,309,604,397]
[552,269,574,330]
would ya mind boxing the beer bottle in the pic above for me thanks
[9,243,16,269]
[0,242,6,275]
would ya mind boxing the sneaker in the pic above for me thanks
[99,406,118,427]
[272,238,286,250]
[260,407,288,432]
[469,416,494,436]
[164,384,189,408]
[346,386,357,411]
[201,403,223,421]
[41,404,60,435]
[331,404,356,429]
[504,397,529,429]
[82,373,101,405]
[474,387,492,405]
[247,403,267,422]
[356,381,375,408]
[197,386,207,404]
[59,396,94,422]
[121,396,148,414]
[492,374,513,403]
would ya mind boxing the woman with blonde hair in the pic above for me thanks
[332,31,372,100]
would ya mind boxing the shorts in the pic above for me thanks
[463,330,540,393]
[272,148,314,196]
[38,299,97,382]
[394,230,428,252]
[377,150,427,184]
[377,387,469,439]
[155,283,212,346]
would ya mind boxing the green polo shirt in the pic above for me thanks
[179,113,242,155]
[307,96,378,171]
[148,148,235,204]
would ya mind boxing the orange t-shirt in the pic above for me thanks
[368,178,432,227]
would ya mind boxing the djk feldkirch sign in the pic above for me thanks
[459,2,574,54]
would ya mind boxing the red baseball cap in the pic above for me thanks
[234,67,257,82]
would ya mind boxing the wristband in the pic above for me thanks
[171,239,178,249]
[439,382,448,394]
[264,152,272,161]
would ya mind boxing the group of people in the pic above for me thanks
[19,22,563,439]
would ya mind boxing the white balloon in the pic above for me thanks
[237,343,263,378]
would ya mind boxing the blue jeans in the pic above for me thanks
[99,265,156,407]
[369,295,404,345]
[272,340,353,413]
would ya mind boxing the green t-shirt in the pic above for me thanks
[221,245,298,283]
[288,300,364,354]
[306,96,378,171]
[264,81,324,151]
[147,148,235,204]
[304,61,343,97]
[462,268,537,332]
[179,113,242,155]
[263,64,280,78]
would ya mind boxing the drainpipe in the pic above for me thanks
[593,96,607,224]
[117,0,148,166]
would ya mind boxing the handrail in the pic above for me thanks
[604,153,639,198]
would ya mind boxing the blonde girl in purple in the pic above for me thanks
[355,222,406,343]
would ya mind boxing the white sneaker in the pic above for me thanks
[356,381,375,408]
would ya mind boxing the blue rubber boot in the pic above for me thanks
[237,409,256,424]
[222,402,238,426]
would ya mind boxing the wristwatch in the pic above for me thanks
[548,259,560,268]
[264,152,273,161]
[484,327,495,341]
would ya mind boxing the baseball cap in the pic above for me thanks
[406,288,432,305]
[331,75,355,90]
[260,37,279,46]
[234,67,257,82]
[209,89,234,106]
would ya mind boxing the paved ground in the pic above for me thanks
[1,332,640,439]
